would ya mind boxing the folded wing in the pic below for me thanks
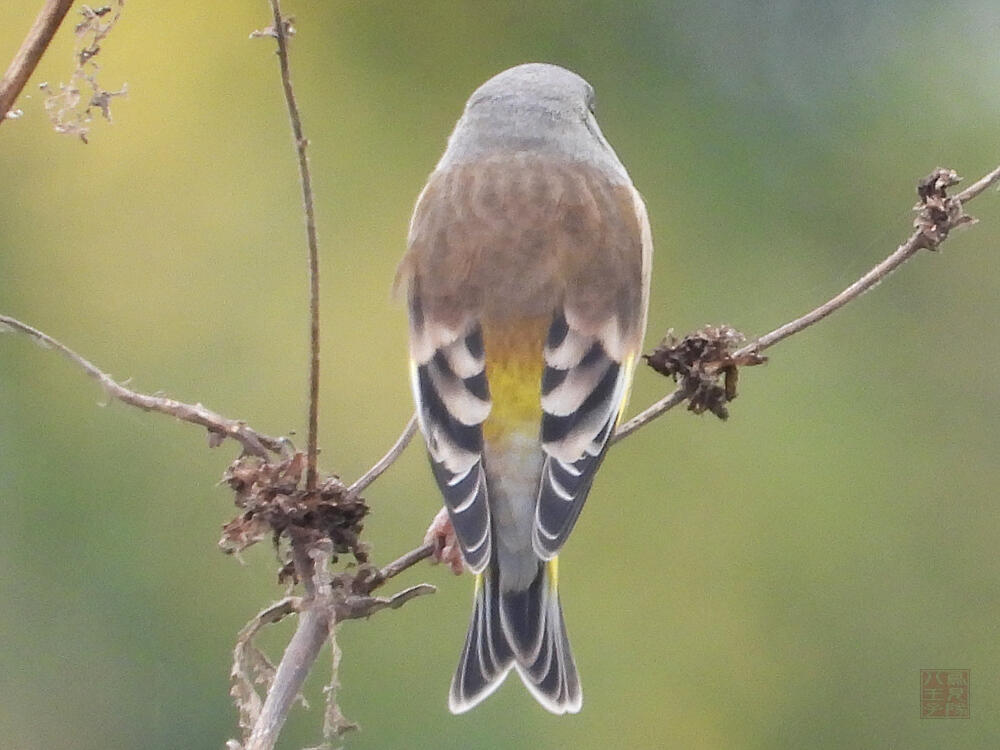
[533,310,635,559]
[410,304,493,573]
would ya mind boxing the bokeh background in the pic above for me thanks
[2,2,999,748]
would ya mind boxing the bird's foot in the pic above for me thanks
[424,507,465,575]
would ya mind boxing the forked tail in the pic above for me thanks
[449,557,582,714]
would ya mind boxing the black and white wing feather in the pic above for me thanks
[532,311,634,559]
[410,321,493,572]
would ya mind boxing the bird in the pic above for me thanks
[394,63,652,714]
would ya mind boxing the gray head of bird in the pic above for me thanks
[437,63,627,181]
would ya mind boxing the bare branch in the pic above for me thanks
[245,541,339,750]
[347,414,418,496]
[373,541,435,584]
[319,543,437,623]
[615,164,1000,442]
[262,0,322,491]
[233,9,352,743]
[734,168,981,356]
[335,583,437,622]
[613,387,688,444]
[0,0,74,124]
[238,539,437,746]
[244,599,330,750]
[0,314,287,457]
[955,164,1000,203]
[230,540,435,748]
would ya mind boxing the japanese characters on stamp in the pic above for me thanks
[920,669,970,718]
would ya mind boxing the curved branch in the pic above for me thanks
[956,164,1000,203]
[0,0,75,123]
[614,163,1000,442]
[335,583,436,622]
[730,168,997,358]
[612,387,687,444]
[374,541,434,583]
[347,414,418,496]
[0,314,287,457]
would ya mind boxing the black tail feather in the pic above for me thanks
[450,558,581,714]
[449,565,513,713]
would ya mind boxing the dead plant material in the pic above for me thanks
[230,596,301,738]
[219,452,369,573]
[644,325,766,419]
[39,1,126,142]
[913,168,978,249]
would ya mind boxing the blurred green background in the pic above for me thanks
[2,2,998,748]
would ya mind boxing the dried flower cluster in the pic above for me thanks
[644,325,766,419]
[39,2,126,142]
[913,167,977,248]
[220,452,369,580]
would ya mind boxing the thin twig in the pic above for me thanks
[0,0,74,123]
[335,583,437,622]
[612,387,688,444]
[347,413,418,496]
[614,163,1000,442]
[731,170,1000,358]
[0,314,287,456]
[239,9,337,744]
[266,0,322,491]
[374,541,435,583]
[246,11,428,719]
[955,164,1000,203]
